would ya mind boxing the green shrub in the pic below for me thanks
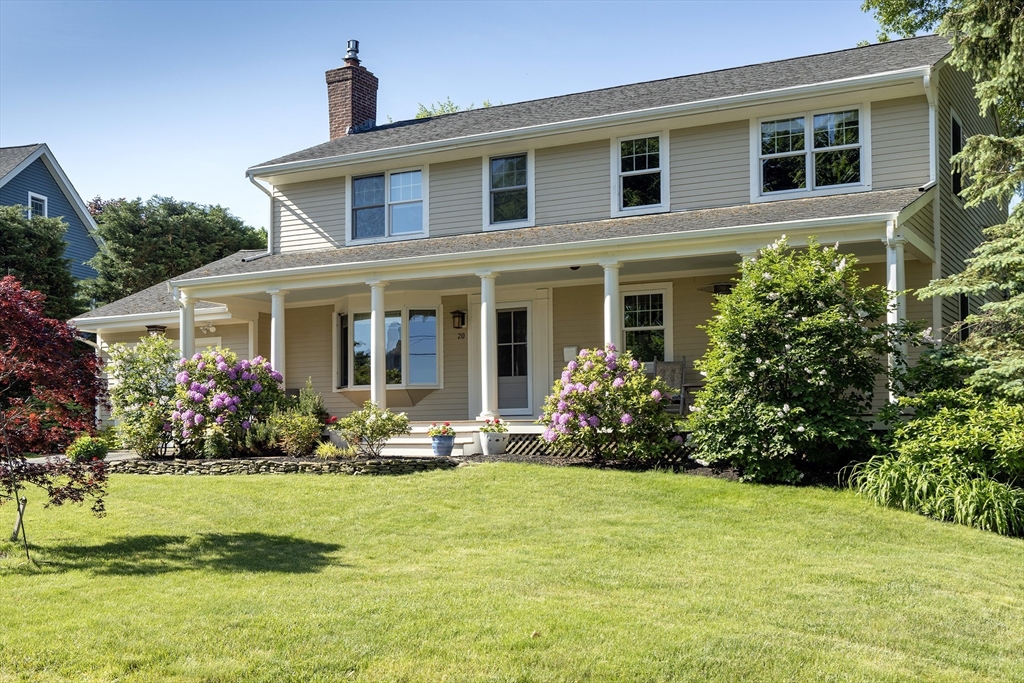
[295,378,328,425]
[314,442,353,460]
[271,411,323,458]
[332,402,410,458]
[538,344,677,461]
[689,237,918,483]
[107,334,179,458]
[202,424,233,459]
[65,436,109,462]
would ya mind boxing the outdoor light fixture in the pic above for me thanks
[146,325,167,336]
[698,282,734,295]
[200,324,217,335]
[451,310,466,329]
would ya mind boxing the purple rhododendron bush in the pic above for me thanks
[539,343,678,461]
[170,348,286,457]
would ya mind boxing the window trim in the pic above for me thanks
[481,150,535,231]
[749,104,872,202]
[610,132,670,217]
[950,108,965,202]
[334,303,443,391]
[27,192,48,218]
[345,166,430,245]
[620,282,674,367]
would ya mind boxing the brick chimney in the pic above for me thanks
[326,40,379,140]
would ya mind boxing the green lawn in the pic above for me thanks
[1,464,1021,683]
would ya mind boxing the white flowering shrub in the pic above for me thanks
[332,401,411,458]
[690,237,918,483]
[107,334,179,458]
[539,344,678,461]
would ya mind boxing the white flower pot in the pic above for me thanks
[481,433,510,456]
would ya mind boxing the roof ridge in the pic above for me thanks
[0,143,43,150]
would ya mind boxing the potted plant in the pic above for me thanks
[427,422,457,456]
[479,418,509,456]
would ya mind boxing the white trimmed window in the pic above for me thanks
[28,192,47,218]
[351,169,424,241]
[483,151,534,230]
[337,308,439,388]
[951,111,965,197]
[614,134,667,214]
[623,292,666,363]
[758,108,864,195]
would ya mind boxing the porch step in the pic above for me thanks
[382,433,481,457]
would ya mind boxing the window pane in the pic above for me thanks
[814,148,860,187]
[813,110,859,148]
[408,309,437,385]
[353,175,385,208]
[761,118,805,155]
[497,311,512,344]
[491,188,528,223]
[621,136,659,174]
[625,329,665,363]
[389,170,421,202]
[498,345,513,377]
[30,198,45,217]
[338,314,349,388]
[623,294,662,329]
[512,310,527,343]
[390,202,423,234]
[353,206,385,239]
[385,311,402,385]
[352,313,371,386]
[622,172,661,208]
[762,155,806,193]
[513,344,528,377]
[491,155,527,189]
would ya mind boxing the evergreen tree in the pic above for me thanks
[83,196,266,305]
[0,205,84,320]
[864,0,1024,399]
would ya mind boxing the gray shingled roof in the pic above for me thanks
[75,186,923,321]
[253,35,950,169]
[73,280,223,321]
[0,144,42,180]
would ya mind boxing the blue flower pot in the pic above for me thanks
[431,435,455,456]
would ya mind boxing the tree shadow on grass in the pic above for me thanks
[37,533,345,575]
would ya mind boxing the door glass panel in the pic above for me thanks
[498,345,513,377]
[512,310,527,343]
[497,311,512,345]
[408,309,436,385]
[497,308,529,410]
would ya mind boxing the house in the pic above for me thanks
[0,143,100,280]
[72,36,1004,443]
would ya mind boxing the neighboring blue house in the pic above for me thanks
[0,143,100,280]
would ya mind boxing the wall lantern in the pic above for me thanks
[451,310,467,329]
[146,325,167,336]
[698,282,734,295]
[200,324,217,335]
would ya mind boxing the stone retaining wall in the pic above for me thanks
[105,456,458,477]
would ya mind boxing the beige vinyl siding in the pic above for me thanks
[257,312,271,360]
[871,96,932,190]
[936,66,1007,332]
[670,121,750,210]
[535,141,610,226]
[429,158,482,237]
[404,295,469,420]
[282,306,358,417]
[903,201,934,244]
[272,177,346,253]
[551,284,603,379]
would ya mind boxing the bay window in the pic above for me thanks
[338,308,439,389]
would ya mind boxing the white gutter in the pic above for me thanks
[248,66,931,178]
[247,175,274,256]
[70,305,230,329]
[172,210,898,290]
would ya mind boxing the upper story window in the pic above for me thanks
[490,155,528,223]
[351,169,423,241]
[28,193,47,219]
[951,112,964,196]
[759,109,862,195]
[618,135,664,211]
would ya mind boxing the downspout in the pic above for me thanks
[247,173,275,260]
[924,67,943,341]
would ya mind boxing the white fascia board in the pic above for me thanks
[174,212,897,296]
[0,144,102,243]
[247,67,930,179]
[71,306,230,332]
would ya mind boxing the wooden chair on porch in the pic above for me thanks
[653,359,686,414]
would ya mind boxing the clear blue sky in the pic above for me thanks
[0,1,887,231]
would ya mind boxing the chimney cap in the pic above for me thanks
[345,39,359,62]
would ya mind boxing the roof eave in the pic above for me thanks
[248,66,932,179]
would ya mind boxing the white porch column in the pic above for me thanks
[369,280,388,409]
[177,290,195,359]
[269,288,288,387]
[478,271,499,419]
[885,220,907,402]
[601,260,621,350]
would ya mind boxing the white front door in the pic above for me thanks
[497,308,529,412]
